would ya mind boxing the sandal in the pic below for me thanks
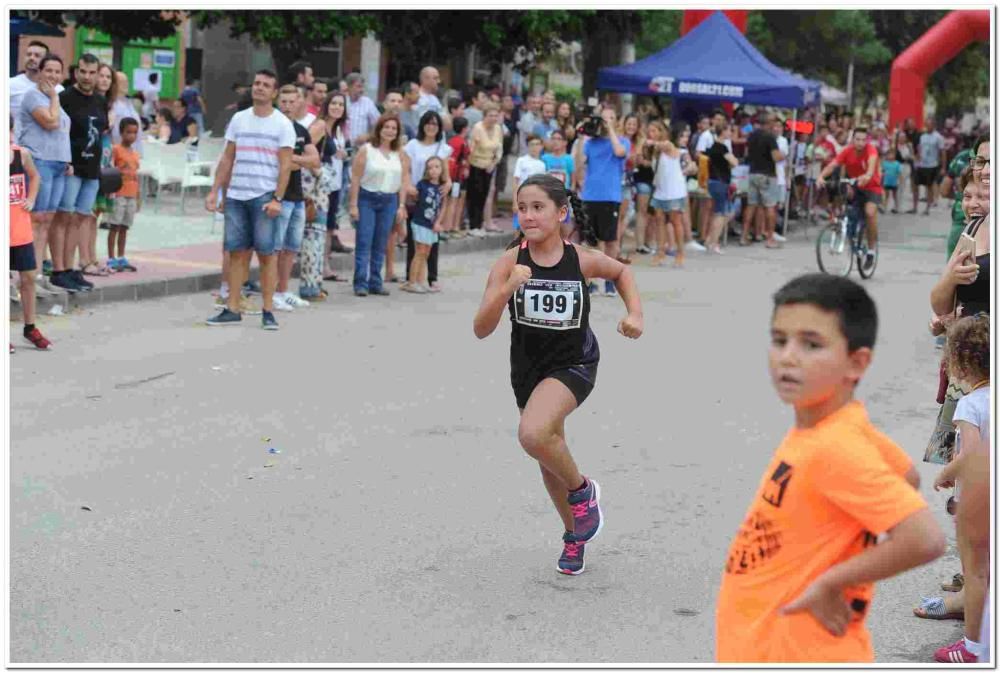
[913,596,964,621]
[81,262,110,277]
[942,573,965,592]
[322,273,346,282]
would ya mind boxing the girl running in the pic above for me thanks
[648,121,686,267]
[473,174,643,575]
[403,156,446,294]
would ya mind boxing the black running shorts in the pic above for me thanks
[513,362,599,410]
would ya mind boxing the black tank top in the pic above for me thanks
[507,240,599,380]
[957,215,990,316]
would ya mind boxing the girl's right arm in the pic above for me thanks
[473,249,522,339]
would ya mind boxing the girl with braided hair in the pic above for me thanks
[473,173,643,575]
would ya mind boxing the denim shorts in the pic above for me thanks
[276,200,306,252]
[34,159,68,213]
[650,197,685,212]
[59,175,100,214]
[634,182,653,196]
[708,179,732,214]
[411,223,439,245]
[224,192,280,255]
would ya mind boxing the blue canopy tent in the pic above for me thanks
[597,11,820,109]
[597,11,821,235]
[10,18,65,77]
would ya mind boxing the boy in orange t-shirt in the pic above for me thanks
[716,273,945,663]
[106,118,141,272]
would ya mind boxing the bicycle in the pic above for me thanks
[815,178,879,279]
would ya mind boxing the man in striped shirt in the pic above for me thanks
[205,69,295,330]
[345,73,381,146]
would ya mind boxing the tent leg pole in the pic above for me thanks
[782,108,796,236]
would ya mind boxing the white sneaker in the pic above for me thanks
[685,240,707,252]
[284,293,310,308]
[271,293,294,312]
[773,233,787,242]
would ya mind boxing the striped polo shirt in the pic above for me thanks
[224,107,296,201]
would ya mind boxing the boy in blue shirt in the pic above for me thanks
[542,129,575,189]
[881,148,901,214]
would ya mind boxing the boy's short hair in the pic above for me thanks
[772,273,878,351]
[452,116,469,134]
[119,117,139,133]
[526,134,542,145]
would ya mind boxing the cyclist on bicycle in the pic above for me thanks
[818,126,882,270]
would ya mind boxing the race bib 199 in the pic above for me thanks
[514,279,582,330]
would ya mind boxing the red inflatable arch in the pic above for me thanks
[681,10,748,35]
[889,10,990,129]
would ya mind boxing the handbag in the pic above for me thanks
[99,166,122,196]
[924,372,971,464]
[302,134,341,214]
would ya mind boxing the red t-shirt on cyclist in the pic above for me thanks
[834,143,882,195]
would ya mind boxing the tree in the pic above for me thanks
[15,10,183,69]
[192,11,379,83]
[634,11,682,60]
[374,11,582,86]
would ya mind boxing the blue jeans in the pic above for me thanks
[354,188,398,293]
[33,160,68,213]
[276,200,306,252]
[190,111,205,136]
[224,192,280,255]
[59,175,100,214]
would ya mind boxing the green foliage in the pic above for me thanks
[745,10,891,88]
[17,10,181,43]
[634,10,682,60]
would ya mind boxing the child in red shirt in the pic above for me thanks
[443,116,471,237]
[9,116,51,351]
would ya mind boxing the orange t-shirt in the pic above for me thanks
[716,401,926,663]
[9,145,33,247]
[112,144,140,199]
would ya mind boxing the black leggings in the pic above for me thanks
[406,219,438,284]
[466,166,493,230]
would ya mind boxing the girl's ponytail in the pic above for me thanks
[567,190,596,246]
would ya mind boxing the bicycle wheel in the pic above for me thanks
[816,221,854,276]
[857,237,879,279]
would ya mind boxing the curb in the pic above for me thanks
[45,232,514,310]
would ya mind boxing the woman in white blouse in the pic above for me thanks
[348,114,411,296]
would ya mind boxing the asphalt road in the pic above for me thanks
[9,208,970,664]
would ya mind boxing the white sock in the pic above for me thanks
[965,637,986,657]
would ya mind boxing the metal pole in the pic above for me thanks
[782,107,797,236]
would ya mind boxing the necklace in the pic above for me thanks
[971,379,989,392]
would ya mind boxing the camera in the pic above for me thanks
[575,96,606,137]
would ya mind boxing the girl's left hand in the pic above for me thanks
[617,312,643,339]
[22,199,35,213]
